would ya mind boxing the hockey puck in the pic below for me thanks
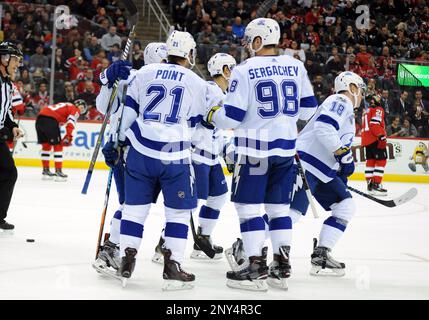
[26,239,35,243]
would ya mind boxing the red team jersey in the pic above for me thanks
[39,102,81,135]
[361,106,386,146]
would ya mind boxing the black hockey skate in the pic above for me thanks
[225,238,248,272]
[370,183,388,197]
[367,180,373,192]
[119,247,137,278]
[310,239,345,277]
[92,240,121,274]
[191,227,223,260]
[267,246,291,290]
[55,169,68,182]
[151,236,165,264]
[42,167,55,180]
[162,248,195,291]
[226,247,268,291]
[0,220,14,234]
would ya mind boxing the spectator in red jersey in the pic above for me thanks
[76,69,100,95]
[361,57,379,81]
[305,7,319,25]
[35,100,88,181]
[77,80,98,110]
[356,44,373,68]
[64,48,84,81]
[345,53,362,75]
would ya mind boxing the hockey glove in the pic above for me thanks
[61,134,73,146]
[102,140,120,167]
[377,135,387,150]
[334,146,355,177]
[101,60,132,88]
[206,106,221,124]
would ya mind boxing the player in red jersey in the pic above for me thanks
[6,83,25,153]
[361,95,388,196]
[35,99,87,181]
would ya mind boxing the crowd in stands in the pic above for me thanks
[0,0,144,120]
[165,0,429,137]
[1,0,429,138]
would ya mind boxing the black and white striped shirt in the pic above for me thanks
[0,75,16,131]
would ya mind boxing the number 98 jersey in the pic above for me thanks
[212,54,317,158]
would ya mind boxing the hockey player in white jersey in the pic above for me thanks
[152,53,237,263]
[92,43,167,276]
[296,71,366,276]
[106,31,221,290]
[206,18,318,291]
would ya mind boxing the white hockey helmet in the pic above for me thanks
[244,18,281,56]
[166,30,196,68]
[144,42,168,65]
[207,53,237,80]
[334,71,366,109]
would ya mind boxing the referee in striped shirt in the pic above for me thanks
[0,42,24,232]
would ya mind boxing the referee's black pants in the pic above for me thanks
[0,140,17,223]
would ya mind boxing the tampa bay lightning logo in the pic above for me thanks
[257,20,265,25]
[340,132,354,147]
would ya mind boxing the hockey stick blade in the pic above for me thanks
[121,0,139,25]
[190,214,216,259]
[347,186,418,208]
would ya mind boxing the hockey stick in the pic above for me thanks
[95,85,129,259]
[21,140,37,148]
[81,0,138,195]
[347,186,418,208]
[190,213,216,259]
[294,154,319,218]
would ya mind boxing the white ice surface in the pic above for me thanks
[1,167,428,300]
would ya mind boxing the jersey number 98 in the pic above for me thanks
[255,80,298,118]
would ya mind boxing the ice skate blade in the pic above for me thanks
[121,278,128,288]
[191,250,222,260]
[226,279,268,292]
[267,277,288,290]
[224,248,248,272]
[151,252,164,264]
[0,229,14,236]
[54,176,67,182]
[162,279,195,291]
[92,261,124,281]
[42,175,54,181]
[310,265,345,277]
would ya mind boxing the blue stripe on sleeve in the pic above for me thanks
[125,95,139,113]
[234,137,296,151]
[298,151,338,179]
[300,96,318,108]
[130,122,191,152]
[224,104,246,122]
[316,114,340,131]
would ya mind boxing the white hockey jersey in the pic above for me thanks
[296,94,355,183]
[96,69,138,141]
[120,63,220,161]
[191,81,226,166]
[211,54,317,158]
